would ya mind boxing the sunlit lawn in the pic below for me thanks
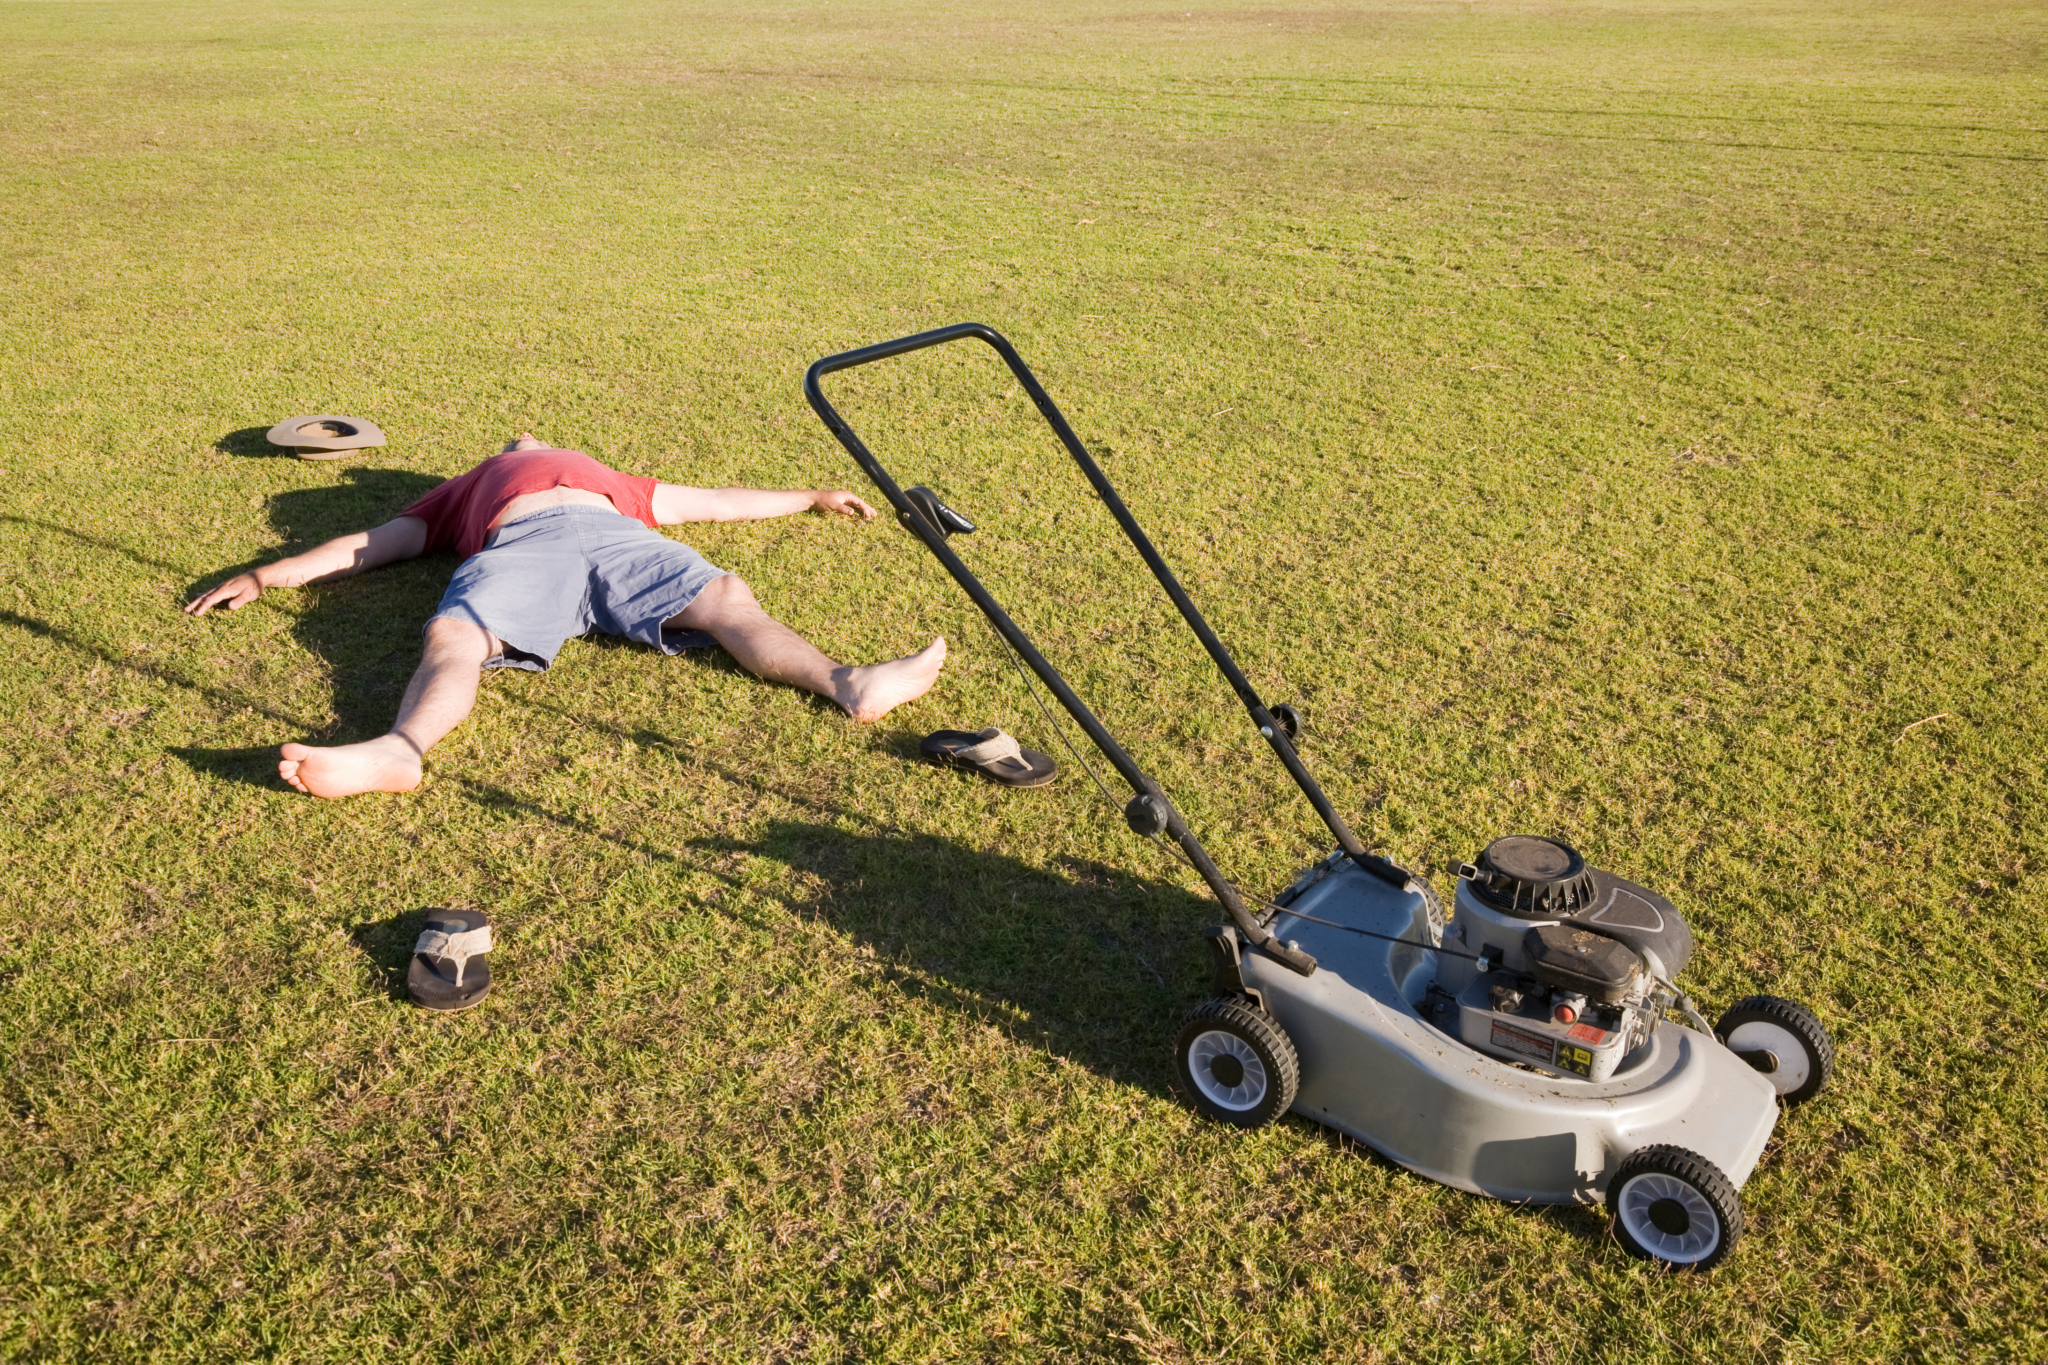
[1,0,2043,1358]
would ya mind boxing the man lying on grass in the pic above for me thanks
[186,434,947,798]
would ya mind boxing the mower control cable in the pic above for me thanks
[1266,905,1485,963]
[986,618,1481,963]
[987,614,1127,816]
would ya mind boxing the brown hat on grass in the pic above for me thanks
[265,414,386,460]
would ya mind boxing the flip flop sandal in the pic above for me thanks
[920,727,1058,788]
[407,909,493,1011]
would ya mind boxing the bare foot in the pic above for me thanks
[499,431,547,454]
[834,638,947,723]
[278,736,423,798]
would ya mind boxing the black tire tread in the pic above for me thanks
[1173,996,1301,1129]
[1415,878,1446,945]
[1715,994,1835,1104]
[1608,1144,1743,1272]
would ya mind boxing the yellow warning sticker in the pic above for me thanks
[1555,1042,1596,1077]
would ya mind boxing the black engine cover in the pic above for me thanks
[1522,924,1641,1003]
[1571,869,1693,978]
[1459,839,1696,985]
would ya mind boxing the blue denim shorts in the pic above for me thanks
[431,505,728,671]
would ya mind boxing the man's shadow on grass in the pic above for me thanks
[3,478,456,790]
[265,468,457,741]
[174,468,453,775]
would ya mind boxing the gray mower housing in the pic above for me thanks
[1235,853,1780,1205]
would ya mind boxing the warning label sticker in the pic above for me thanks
[1567,1022,1609,1045]
[1554,1042,1596,1077]
[1489,1019,1554,1063]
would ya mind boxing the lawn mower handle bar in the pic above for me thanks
[804,323,1414,973]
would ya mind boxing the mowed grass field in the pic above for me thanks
[2,0,2044,1358]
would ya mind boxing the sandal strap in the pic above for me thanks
[955,729,1024,766]
[415,923,492,989]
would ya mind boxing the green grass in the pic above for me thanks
[2,0,2045,1358]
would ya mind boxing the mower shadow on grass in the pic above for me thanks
[693,816,1215,1095]
[702,817,1629,1254]
[424,721,1606,1239]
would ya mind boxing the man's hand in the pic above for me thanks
[185,572,264,616]
[810,489,877,519]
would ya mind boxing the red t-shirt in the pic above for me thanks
[398,448,661,559]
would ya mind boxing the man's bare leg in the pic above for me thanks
[673,575,944,723]
[278,617,498,797]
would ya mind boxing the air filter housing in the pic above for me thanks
[1522,923,1642,1003]
[1468,835,1599,919]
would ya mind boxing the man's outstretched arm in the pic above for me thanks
[650,485,876,526]
[185,516,430,616]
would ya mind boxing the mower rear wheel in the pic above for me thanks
[1416,877,1446,945]
[1715,995,1834,1105]
[1608,1145,1742,1272]
[1174,997,1299,1128]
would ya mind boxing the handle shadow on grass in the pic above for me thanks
[693,817,1216,1095]
[166,743,293,790]
[473,703,1226,1094]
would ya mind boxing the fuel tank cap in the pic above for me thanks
[1469,835,1599,918]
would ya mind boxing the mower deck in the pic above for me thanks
[1244,857,1781,1205]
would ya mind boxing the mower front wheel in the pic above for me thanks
[1174,997,1300,1129]
[1608,1145,1743,1272]
[1715,995,1834,1105]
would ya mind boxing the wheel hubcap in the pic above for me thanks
[1188,1030,1268,1111]
[1647,1198,1691,1236]
[1618,1172,1721,1264]
[1725,1021,1810,1096]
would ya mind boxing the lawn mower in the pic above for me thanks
[804,322,1834,1271]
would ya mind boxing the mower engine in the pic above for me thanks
[1425,836,1694,1084]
